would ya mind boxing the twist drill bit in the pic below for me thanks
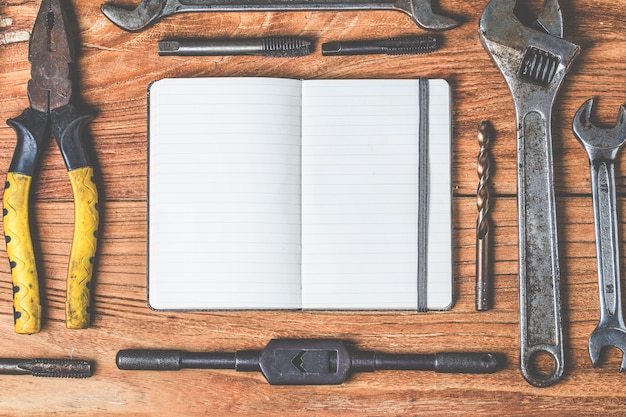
[476,121,495,311]
[0,358,93,378]
[158,37,313,57]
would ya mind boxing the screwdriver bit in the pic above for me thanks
[158,37,313,57]
[322,35,439,56]
[117,339,503,385]
[0,358,93,378]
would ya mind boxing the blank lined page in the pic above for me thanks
[300,79,452,310]
[148,78,303,310]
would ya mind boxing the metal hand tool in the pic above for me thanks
[0,357,93,378]
[158,37,312,57]
[476,121,495,312]
[479,0,579,387]
[572,99,626,371]
[3,0,99,334]
[321,35,439,56]
[100,0,460,32]
[117,339,503,385]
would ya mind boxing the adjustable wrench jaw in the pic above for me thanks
[479,0,579,114]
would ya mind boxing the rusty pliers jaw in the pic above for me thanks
[27,0,74,114]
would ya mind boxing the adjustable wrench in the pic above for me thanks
[573,99,626,371]
[479,0,579,387]
[100,0,460,32]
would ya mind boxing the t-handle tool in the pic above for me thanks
[3,0,99,334]
[572,99,626,371]
[479,0,579,387]
[100,0,460,32]
[117,339,503,385]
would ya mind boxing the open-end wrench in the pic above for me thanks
[100,0,460,32]
[479,0,579,387]
[573,99,626,371]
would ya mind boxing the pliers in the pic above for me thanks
[3,0,99,334]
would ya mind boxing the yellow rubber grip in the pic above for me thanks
[66,166,99,329]
[3,172,42,334]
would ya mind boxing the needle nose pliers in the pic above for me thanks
[3,0,99,334]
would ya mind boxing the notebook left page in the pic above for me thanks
[148,78,303,310]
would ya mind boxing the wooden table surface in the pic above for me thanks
[1,0,626,415]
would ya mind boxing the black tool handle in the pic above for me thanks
[351,351,500,373]
[116,350,262,371]
[117,350,186,370]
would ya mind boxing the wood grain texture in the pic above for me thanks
[1,0,626,415]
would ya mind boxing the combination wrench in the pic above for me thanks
[100,0,460,32]
[479,0,579,387]
[573,99,626,371]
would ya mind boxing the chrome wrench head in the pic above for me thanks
[573,99,626,161]
[100,0,460,32]
[479,0,579,388]
[589,327,626,371]
[573,99,626,371]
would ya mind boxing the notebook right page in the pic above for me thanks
[300,79,452,310]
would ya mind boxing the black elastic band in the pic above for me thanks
[417,78,429,312]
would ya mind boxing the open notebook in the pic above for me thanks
[148,78,453,311]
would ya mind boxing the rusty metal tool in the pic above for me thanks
[100,0,460,32]
[3,0,99,334]
[572,99,626,371]
[0,357,93,378]
[476,121,495,311]
[479,0,579,387]
[117,339,503,385]
[322,35,439,56]
[158,37,312,57]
